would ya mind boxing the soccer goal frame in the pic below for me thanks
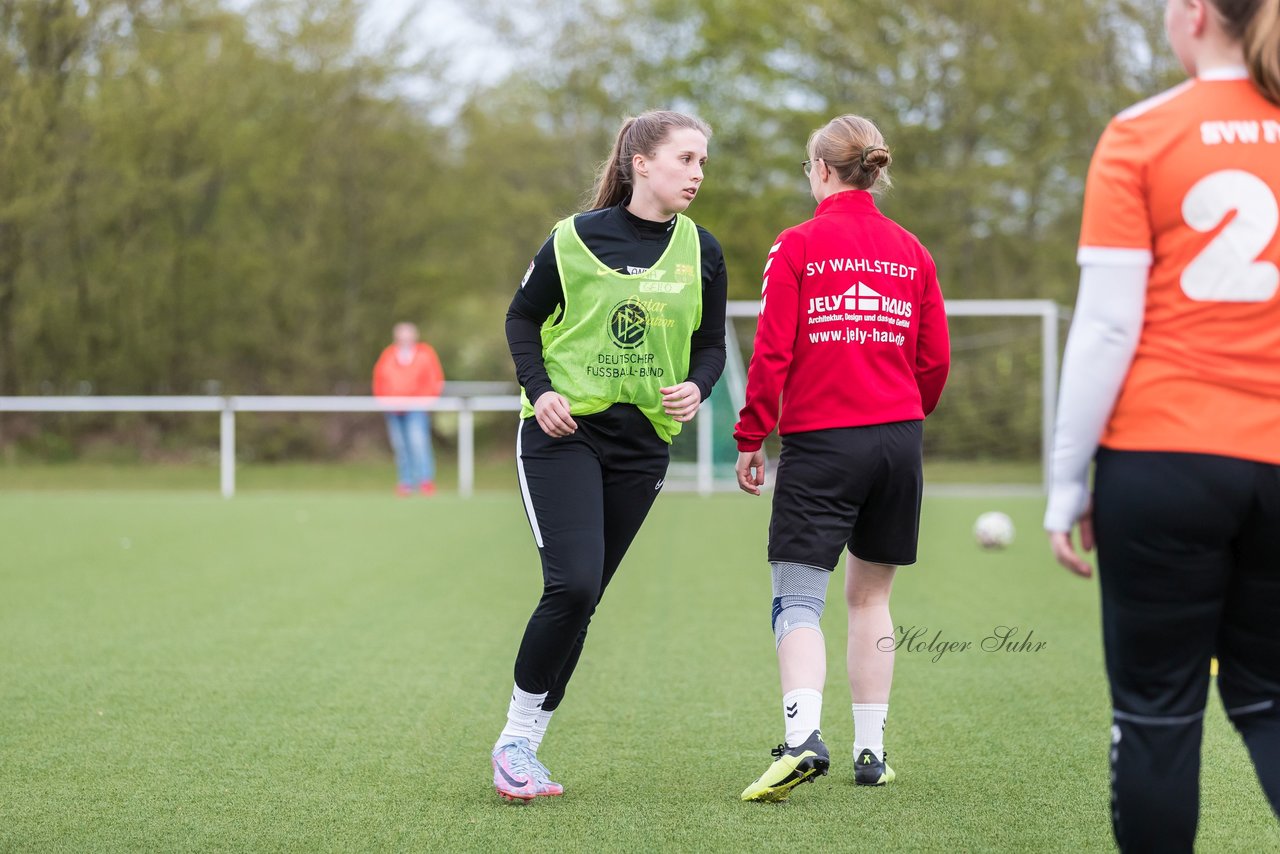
[722,299,1069,493]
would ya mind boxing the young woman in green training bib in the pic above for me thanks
[490,110,728,802]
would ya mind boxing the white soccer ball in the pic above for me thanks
[973,511,1015,550]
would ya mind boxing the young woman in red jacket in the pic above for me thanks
[735,115,950,802]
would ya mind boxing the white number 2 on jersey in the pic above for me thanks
[1180,169,1279,302]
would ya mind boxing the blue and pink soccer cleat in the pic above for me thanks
[491,737,564,802]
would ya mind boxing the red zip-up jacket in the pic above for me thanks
[734,190,950,452]
[372,343,445,399]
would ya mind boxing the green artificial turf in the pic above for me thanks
[0,458,518,493]
[1,492,1276,852]
[0,457,1043,493]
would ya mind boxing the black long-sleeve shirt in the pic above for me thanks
[506,203,728,406]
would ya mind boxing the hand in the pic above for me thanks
[1048,497,1095,578]
[660,382,702,423]
[736,450,766,495]
[533,391,577,437]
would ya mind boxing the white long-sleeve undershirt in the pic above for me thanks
[1043,264,1148,533]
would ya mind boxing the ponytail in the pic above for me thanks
[590,118,640,211]
[1243,0,1280,104]
[1211,0,1280,104]
[586,110,713,211]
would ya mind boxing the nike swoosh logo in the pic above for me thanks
[496,764,529,788]
[654,479,664,491]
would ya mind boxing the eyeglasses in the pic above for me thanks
[801,158,822,177]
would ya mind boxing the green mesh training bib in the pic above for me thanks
[519,212,703,443]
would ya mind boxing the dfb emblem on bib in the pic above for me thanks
[608,298,648,349]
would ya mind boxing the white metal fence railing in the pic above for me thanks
[0,391,719,499]
[0,393,513,499]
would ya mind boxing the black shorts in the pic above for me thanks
[768,421,924,570]
[1093,449,1280,717]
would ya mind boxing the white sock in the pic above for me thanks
[783,688,822,746]
[852,703,888,756]
[528,709,554,753]
[496,684,547,749]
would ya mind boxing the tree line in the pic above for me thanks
[0,0,1180,459]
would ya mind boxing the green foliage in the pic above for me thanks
[1,0,1187,459]
[2,0,461,395]
[476,0,1184,300]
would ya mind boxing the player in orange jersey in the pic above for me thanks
[1046,1,1280,849]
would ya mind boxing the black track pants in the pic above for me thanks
[512,404,669,711]
[1094,449,1280,853]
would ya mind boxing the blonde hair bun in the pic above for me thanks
[808,115,892,194]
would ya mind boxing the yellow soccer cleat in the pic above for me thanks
[741,730,830,802]
[853,747,896,786]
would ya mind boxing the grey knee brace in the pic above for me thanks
[770,561,830,647]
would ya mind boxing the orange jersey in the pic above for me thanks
[1079,69,1280,464]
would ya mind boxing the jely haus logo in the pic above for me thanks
[808,282,912,318]
[609,298,648,349]
[876,625,1048,663]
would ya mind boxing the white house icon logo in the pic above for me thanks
[843,282,883,312]
[845,281,913,319]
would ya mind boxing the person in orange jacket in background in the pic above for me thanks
[372,322,445,496]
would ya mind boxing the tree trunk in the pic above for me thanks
[0,221,21,395]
